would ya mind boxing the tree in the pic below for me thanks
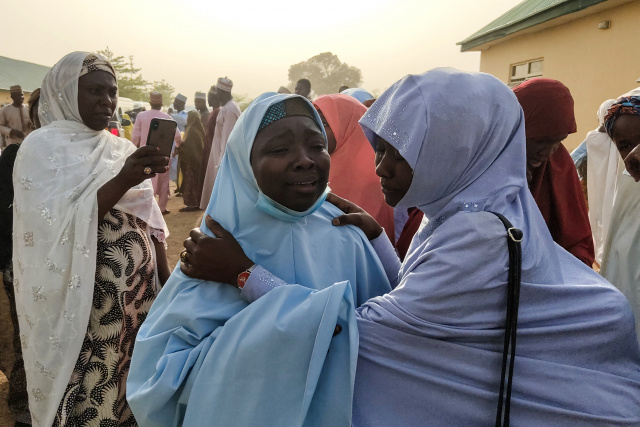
[233,93,253,112]
[96,47,150,100]
[288,52,362,96]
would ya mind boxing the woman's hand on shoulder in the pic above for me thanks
[180,215,254,285]
[116,145,169,190]
[326,193,383,240]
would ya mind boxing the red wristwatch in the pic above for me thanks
[237,264,257,289]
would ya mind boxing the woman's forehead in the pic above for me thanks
[256,116,321,140]
[78,70,117,87]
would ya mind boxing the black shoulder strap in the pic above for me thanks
[490,212,522,427]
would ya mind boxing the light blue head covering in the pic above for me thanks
[128,93,391,426]
[213,92,329,224]
[341,87,375,103]
[352,69,640,425]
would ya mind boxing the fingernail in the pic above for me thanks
[332,218,339,225]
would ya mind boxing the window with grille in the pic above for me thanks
[509,59,544,86]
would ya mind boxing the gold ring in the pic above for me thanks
[143,167,152,175]
[180,250,188,263]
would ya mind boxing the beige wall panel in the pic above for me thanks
[478,1,640,150]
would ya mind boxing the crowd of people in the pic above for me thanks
[0,51,639,426]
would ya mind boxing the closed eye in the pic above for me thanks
[268,148,288,154]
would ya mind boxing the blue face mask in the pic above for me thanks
[255,187,330,223]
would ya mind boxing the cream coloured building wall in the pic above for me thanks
[477,1,640,150]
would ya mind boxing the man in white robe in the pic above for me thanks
[199,77,241,209]
[0,85,32,147]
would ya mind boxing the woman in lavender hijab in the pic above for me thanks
[177,68,640,425]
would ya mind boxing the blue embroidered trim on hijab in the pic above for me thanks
[258,97,319,133]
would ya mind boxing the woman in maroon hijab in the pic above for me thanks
[513,78,595,266]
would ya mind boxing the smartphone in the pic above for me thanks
[146,118,177,158]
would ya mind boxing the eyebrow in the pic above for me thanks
[267,127,294,140]
[84,81,117,89]
[304,127,323,136]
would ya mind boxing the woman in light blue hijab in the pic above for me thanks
[340,88,375,104]
[126,93,391,426]
[190,69,640,425]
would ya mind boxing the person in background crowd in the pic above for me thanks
[122,111,134,140]
[313,94,395,242]
[167,107,174,115]
[171,93,188,195]
[207,87,218,120]
[582,99,618,267]
[600,95,640,341]
[294,78,311,99]
[13,51,170,427]
[0,85,33,147]
[277,86,291,94]
[161,69,640,426]
[199,77,241,209]
[339,85,349,93]
[178,110,205,212]
[0,88,39,427]
[513,78,595,267]
[28,89,40,129]
[129,101,143,123]
[197,86,222,205]
[570,141,588,204]
[132,91,182,215]
[340,88,375,105]
[194,91,210,129]
[171,94,187,133]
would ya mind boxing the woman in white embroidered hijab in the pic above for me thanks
[13,51,170,426]
[585,99,618,266]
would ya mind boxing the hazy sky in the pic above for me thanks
[3,0,523,101]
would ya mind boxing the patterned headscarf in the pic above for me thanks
[39,52,116,126]
[258,97,320,133]
[79,53,116,79]
[604,96,640,136]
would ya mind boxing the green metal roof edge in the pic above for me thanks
[0,55,51,92]
[458,0,608,52]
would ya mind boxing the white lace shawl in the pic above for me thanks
[12,51,168,427]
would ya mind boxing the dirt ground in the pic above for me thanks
[164,182,206,267]
[0,182,203,426]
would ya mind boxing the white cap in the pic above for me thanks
[217,77,233,92]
